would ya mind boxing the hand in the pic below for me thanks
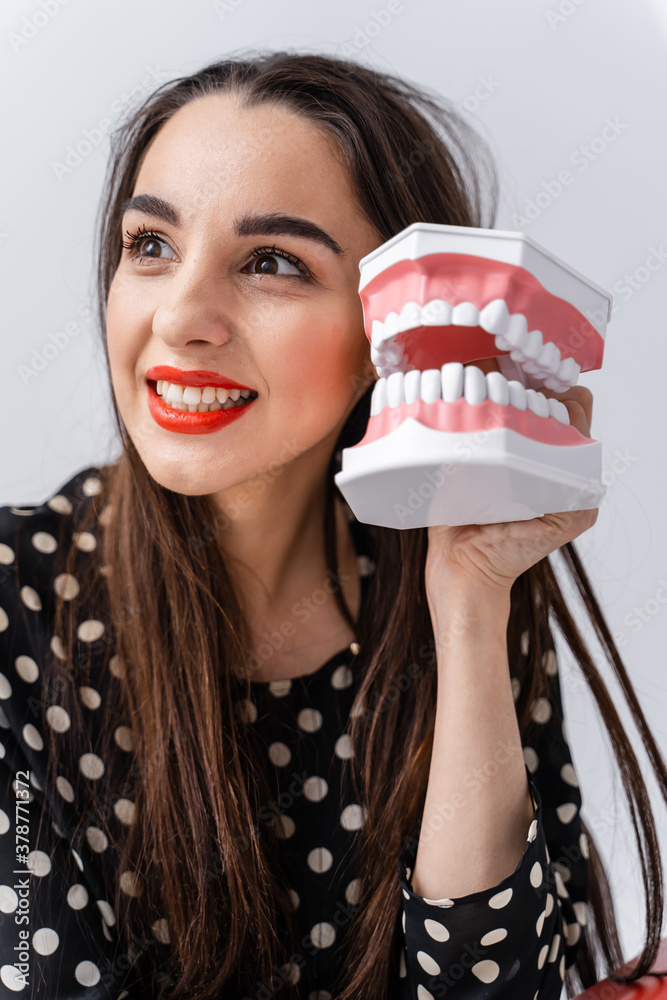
[425,384,599,600]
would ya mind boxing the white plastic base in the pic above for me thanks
[334,418,606,528]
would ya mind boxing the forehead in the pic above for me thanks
[132,93,357,226]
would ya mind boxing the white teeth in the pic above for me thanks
[479,299,511,336]
[464,365,487,404]
[370,298,581,391]
[182,386,202,405]
[440,362,464,402]
[166,383,184,404]
[451,302,479,326]
[404,368,421,405]
[422,299,453,326]
[157,379,165,395]
[507,380,527,410]
[485,370,510,406]
[368,368,570,425]
[201,386,217,404]
[420,369,441,404]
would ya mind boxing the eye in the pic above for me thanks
[243,245,311,279]
[121,225,176,262]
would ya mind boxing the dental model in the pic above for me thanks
[334,223,612,528]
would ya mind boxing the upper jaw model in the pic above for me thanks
[334,222,613,528]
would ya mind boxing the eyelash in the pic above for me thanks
[120,224,312,279]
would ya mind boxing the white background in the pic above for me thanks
[1,0,667,986]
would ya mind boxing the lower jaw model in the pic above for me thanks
[334,223,613,528]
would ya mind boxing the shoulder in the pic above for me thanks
[0,464,110,630]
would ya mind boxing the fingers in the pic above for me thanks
[540,385,593,437]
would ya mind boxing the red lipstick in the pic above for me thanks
[145,366,255,389]
[145,367,257,435]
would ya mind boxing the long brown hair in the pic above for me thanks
[42,51,667,999]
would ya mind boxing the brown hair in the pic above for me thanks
[42,50,667,999]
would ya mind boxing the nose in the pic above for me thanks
[151,266,236,352]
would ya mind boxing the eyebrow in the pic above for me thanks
[120,195,345,256]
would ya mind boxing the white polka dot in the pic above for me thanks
[424,918,449,941]
[22,724,43,751]
[79,753,105,779]
[50,635,66,660]
[536,908,546,936]
[67,884,89,909]
[0,608,8,632]
[472,960,500,983]
[109,654,125,678]
[98,503,113,525]
[480,927,508,945]
[310,922,336,948]
[340,803,364,830]
[556,802,578,824]
[0,886,19,913]
[545,892,554,917]
[0,743,4,760]
[268,679,291,698]
[33,928,59,955]
[303,776,328,802]
[75,960,101,986]
[27,851,51,876]
[565,920,581,945]
[20,586,41,611]
[334,733,354,759]
[10,508,35,517]
[537,943,549,969]
[71,849,84,871]
[0,809,8,835]
[114,799,136,825]
[357,554,375,576]
[331,665,353,689]
[345,879,360,905]
[54,573,80,600]
[523,746,539,773]
[46,706,71,733]
[580,832,589,859]
[288,889,300,910]
[560,763,578,787]
[152,918,170,944]
[30,772,42,793]
[1,964,26,991]
[548,933,561,962]
[423,896,454,907]
[489,888,513,908]
[236,698,257,724]
[15,656,39,683]
[530,697,552,724]
[527,819,538,843]
[86,827,108,852]
[543,648,558,675]
[78,619,105,642]
[399,949,407,978]
[32,532,57,554]
[297,708,322,732]
[560,954,565,979]
[520,630,530,655]
[56,776,75,802]
[73,531,97,552]
[82,476,103,496]
[530,861,543,887]
[114,726,134,751]
[97,900,116,925]
[47,494,73,514]
[0,544,14,565]
[416,988,434,1000]
[79,686,102,710]
[511,676,521,702]
[275,814,295,838]
[268,742,291,766]
[417,951,441,975]
[307,847,333,873]
[119,871,142,896]
[0,674,11,699]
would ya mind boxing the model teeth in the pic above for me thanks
[370,364,570,425]
[155,380,256,412]
[370,297,581,392]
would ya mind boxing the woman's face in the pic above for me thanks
[106,93,382,498]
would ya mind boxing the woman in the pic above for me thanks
[0,51,665,1000]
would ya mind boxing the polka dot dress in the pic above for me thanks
[0,466,589,998]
